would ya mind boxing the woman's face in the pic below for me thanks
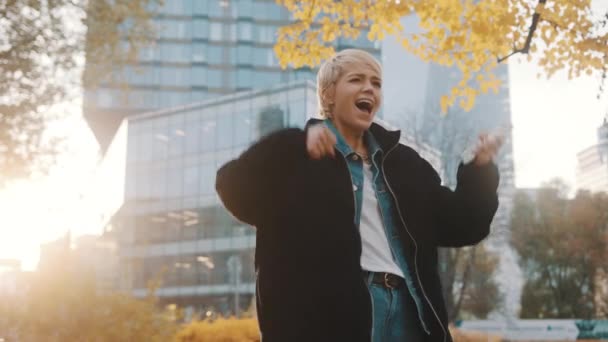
[328,62,382,134]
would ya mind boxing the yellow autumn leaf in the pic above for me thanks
[274,0,605,112]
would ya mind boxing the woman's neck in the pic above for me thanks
[332,120,367,154]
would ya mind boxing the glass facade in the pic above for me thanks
[114,81,317,315]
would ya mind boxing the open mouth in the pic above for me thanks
[355,99,374,114]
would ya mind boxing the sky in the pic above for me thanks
[509,59,607,190]
[1,1,607,271]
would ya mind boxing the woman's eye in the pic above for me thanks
[374,82,382,88]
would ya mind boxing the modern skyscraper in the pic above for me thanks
[83,0,380,152]
[576,116,608,194]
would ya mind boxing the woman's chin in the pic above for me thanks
[358,116,374,129]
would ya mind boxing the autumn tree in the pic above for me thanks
[511,182,608,318]
[0,0,159,185]
[274,0,608,112]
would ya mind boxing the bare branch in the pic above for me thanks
[497,0,547,63]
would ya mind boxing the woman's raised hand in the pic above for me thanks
[306,124,337,160]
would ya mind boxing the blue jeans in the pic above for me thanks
[364,272,427,342]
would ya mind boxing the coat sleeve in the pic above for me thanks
[424,158,500,247]
[215,128,308,227]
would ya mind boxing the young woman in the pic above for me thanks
[216,49,502,342]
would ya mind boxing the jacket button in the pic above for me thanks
[352,155,359,161]
[353,184,358,191]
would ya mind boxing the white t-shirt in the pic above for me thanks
[359,162,404,278]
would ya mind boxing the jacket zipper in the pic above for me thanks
[337,151,375,342]
[382,144,447,342]
[370,165,431,335]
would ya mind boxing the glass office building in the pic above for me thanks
[113,81,317,314]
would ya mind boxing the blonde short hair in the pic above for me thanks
[316,49,382,118]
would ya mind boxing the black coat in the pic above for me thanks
[216,119,499,342]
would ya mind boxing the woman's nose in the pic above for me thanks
[362,80,374,92]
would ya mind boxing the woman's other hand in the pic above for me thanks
[473,133,504,166]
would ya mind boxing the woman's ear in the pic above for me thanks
[322,86,335,115]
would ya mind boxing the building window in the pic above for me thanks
[192,66,207,87]
[237,68,253,88]
[238,21,253,41]
[228,23,237,42]
[192,43,207,63]
[208,0,228,17]
[167,162,184,198]
[234,111,251,146]
[184,121,201,154]
[288,105,306,128]
[257,106,285,137]
[235,0,253,18]
[236,45,252,65]
[160,0,193,16]
[217,113,234,149]
[199,162,216,195]
[160,66,191,87]
[193,19,209,40]
[210,22,222,41]
[191,90,209,102]
[207,45,223,65]
[97,88,117,108]
[256,70,281,88]
[254,2,284,21]
[201,118,217,152]
[159,91,191,107]
[151,162,168,199]
[158,19,192,40]
[138,46,157,62]
[183,165,199,197]
[256,25,276,44]
[207,69,223,88]
[160,42,192,63]
[127,66,159,86]
[193,1,208,15]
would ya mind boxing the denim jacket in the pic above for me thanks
[324,119,429,333]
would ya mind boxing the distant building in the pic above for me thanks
[576,116,608,194]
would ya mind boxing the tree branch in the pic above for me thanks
[497,0,547,63]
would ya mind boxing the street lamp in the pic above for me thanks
[227,255,242,316]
